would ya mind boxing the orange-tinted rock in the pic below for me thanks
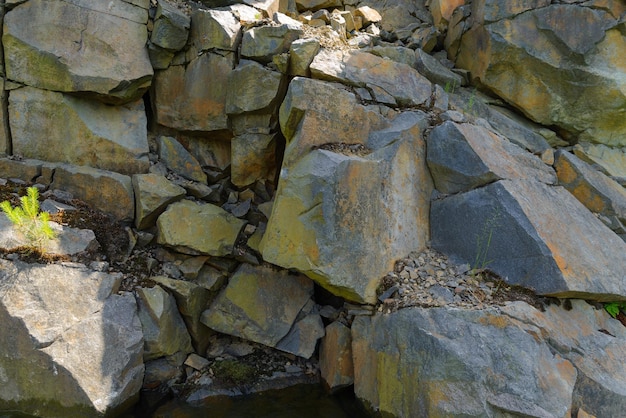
[457,3,626,146]
[554,150,626,234]
[319,321,354,391]
[152,51,233,132]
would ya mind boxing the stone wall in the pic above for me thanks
[0,0,625,417]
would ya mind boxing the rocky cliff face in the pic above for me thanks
[0,0,625,417]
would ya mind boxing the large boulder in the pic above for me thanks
[456,2,626,145]
[0,260,144,417]
[3,0,152,105]
[190,8,241,52]
[261,109,432,304]
[151,276,215,354]
[132,173,186,230]
[427,121,555,194]
[200,264,316,353]
[310,49,433,107]
[225,60,284,115]
[240,23,303,64]
[278,76,387,167]
[135,285,193,361]
[352,299,626,417]
[431,179,626,300]
[156,200,246,256]
[9,87,150,175]
[151,51,234,132]
[51,164,135,222]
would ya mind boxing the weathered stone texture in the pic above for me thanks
[200,264,315,350]
[133,173,186,230]
[352,299,626,417]
[156,200,246,256]
[427,121,556,194]
[51,164,135,222]
[0,260,143,416]
[136,285,193,361]
[310,49,432,107]
[152,52,234,132]
[431,179,626,300]
[262,109,432,304]
[3,0,152,105]
[456,3,626,146]
[9,87,150,175]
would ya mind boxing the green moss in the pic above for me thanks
[212,360,257,385]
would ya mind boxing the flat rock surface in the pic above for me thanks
[0,214,98,256]
[431,179,626,300]
[0,260,143,416]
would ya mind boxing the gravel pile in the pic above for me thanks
[376,248,540,314]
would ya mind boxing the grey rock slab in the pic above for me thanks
[352,306,577,417]
[241,23,303,64]
[4,0,153,105]
[225,60,284,115]
[448,88,552,154]
[190,8,241,52]
[501,299,626,418]
[9,87,150,175]
[151,0,191,51]
[150,275,215,354]
[275,313,325,359]
[415,48,464,88]
[0,215,98,256]
[157,136,207,184]
[152,51,234,132]
[0,260,143,416]
[132,173,186,230]
[426,121,556,194]
[431,179,626,300]
[51,164,135,222]
[200,264,314,348]
[156,200,246,257]
[310,49,432,107]
[136,285,193,361]
[367,45,417,68]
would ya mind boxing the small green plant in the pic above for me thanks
[471,208,501,275]
[444,80,457,94]
[465,88,477,115]
[605,302,626,318]
[0,186,56,251]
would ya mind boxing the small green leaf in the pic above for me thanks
[606,303,620,318]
